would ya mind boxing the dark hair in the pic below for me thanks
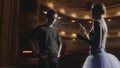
[92,3,106,15]
[47,9,57,18]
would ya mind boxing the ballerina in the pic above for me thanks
[77,3,120,68]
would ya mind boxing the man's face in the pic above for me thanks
[53,14,58,24]
[48,13,58,25]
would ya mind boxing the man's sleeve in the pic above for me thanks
[57,31,62,46]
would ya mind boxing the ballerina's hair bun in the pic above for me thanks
[92,3,106,15]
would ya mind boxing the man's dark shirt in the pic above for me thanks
[31,25,61,56]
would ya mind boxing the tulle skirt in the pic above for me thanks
[82,52,120,68]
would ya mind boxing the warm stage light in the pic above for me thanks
[59,8,65,14]
[71,13,77,18]
[118,32,120,37]
[47,2,54,8]
[72,39,76,41]
[43,11,47,14]
[117,12,120,16]
[84,15,90,19]
[58,17,61,19]
[102,15,107,18]
[107,19,111,22]
[89,21,92,23]
[60,31,66,36]
[71,33,77,38]
[22,50,32,54]
[72,20,75,23]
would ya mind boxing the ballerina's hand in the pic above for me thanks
[79,23,87,35]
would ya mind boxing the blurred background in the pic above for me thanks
[0,0,120,68]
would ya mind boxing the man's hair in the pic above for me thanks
[47,9,57,18]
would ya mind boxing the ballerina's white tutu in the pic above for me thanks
[82,48,120,68]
